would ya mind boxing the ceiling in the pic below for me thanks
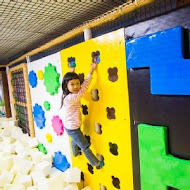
[0,0,127,65]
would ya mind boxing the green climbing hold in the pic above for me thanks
[38,143,47,154]
[44,101,50,111]
[43,63,60,95]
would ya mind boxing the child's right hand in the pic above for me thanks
[91,63,97,70]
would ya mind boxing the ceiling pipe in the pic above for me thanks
[3,0,154,67]
[84,28,92,41]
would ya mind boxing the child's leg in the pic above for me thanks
[65,127,99,166]
[71,139,80,157]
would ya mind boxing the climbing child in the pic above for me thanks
[61,63,104,169]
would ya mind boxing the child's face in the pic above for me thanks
[67,79,81,94]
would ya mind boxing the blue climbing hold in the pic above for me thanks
[33,104,46,129]
[29,70,37,88]
[53,151,70,172]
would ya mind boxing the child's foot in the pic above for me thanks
[96,161,105,169]
[73,150,82,157]
[78,150,82,155]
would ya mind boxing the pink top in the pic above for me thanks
[62,74,92,130]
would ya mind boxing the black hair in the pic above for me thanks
[60,72,80,108]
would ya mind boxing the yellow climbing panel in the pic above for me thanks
[60,28,134,190]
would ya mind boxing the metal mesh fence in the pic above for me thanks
[11,70,30,134]
[29,0,190,62]
[1,0,127,64]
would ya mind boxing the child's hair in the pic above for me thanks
[60,72,80,108]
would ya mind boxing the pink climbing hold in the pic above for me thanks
[51,115,64,135]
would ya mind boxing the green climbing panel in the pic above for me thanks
[138,123,190,190]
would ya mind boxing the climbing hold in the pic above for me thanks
[53,151,70,172]
[81,172,85,181]
[51,115,64,135]
[92,51,100,64]
[108,67,118,82]
[112,176,120,189]
[68,57,76,68]
[95,123,102,134]
[38,143,47,154]
[106,107,116,119]
[85,135,91,145]
[46,133,52,143]
[87,163,94,174]
[33,104,46,129]
[82,105,88,115]
[43,63,60,95]
[100,184,107,190]
[37,70,44,80]
[29,70,37,88]
[109,142,118,156]
[44,101,50,111]
[78,73,84,84]
[91,89,99,101]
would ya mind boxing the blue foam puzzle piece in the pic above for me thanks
[33,104,46,129]
[53,151,70,172]
[125,26,190,95]
[29,70,37,88]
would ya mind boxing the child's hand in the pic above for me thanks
[89,63,97,75]
[91,63,97,70]
[70,67,75,72]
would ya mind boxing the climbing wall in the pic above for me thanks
[27,52,71,170]
[61,28,134,190]
[126,26,190,190]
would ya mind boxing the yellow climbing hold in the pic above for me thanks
[46,133,52,143]
[38,70,44,80]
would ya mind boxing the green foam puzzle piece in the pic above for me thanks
[138,123,190,190]
[44,101,50,111]
[38,143,47,154]
[43,63,60,96]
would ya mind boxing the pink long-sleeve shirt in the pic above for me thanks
[62,74,92,130]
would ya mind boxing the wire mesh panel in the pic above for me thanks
[11,69,29,133]
[8,63,34,137]
[92,0,190,37]
[15,104,29,134]
[11,71,26,103]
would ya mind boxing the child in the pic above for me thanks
[61,63,104,169]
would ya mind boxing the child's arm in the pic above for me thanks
[70,67,75,72]
[89,63,97,75]
[65,63,97,103]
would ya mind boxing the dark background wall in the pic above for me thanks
[125,5,190,190]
